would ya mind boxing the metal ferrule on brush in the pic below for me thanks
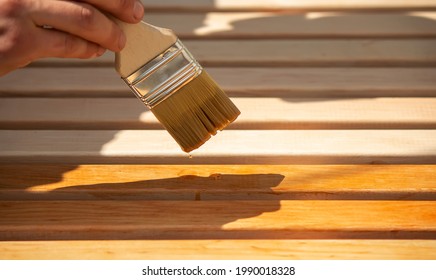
[122,40,203,109]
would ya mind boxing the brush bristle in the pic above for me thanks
[151,71,240,153]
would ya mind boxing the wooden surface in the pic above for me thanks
[143,12,436,39]
[2,97,436,129]
[0,130,435,164]
[0,0,435,259]
[1,200,435,240]
[1,165,435,201]
[3,67,436,97]
[31,39,436,67]
[2,240,436,260]
[0,164,435,259]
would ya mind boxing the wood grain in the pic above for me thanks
[2,67,436,97]
[1,97,436,129]
[0,165,435,201]
[1,239,436,259]
[0,130,435,164]
[0,200,435,240]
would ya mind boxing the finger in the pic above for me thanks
[32,27,106,60]
[31,1,126,52]
[80,0,145,23]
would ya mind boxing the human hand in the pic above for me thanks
[0,0,145,76]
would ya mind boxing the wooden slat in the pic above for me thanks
[141,0,436,12]
[0,130,435,164]
[2,67,436,97]
[1,97,436,129]
[0,165,435,201]
[143,12,436,39]
[1,239,436,260]
[31,39,436,67]
[0,200,435,240]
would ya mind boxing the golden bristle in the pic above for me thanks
[151,71,240,153]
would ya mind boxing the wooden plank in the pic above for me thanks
[144,38,436,66]
[2,67,436,97]
[1,239,436,259]
[141,0,436,12]
[32,39,436,67]
[31,39,436,67]
[142,12,436,39]
[0,130,435,164]
[0,165,435,201]
[1,97,436,129]
[0,200,435,240]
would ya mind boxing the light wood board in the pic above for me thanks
[1,165,435,201]
[1,200,435,240]
[2,67,436,97]
[143,12,436,39]
[31,39,436,67]
[2,239,436,259]
[0,130,435,164]
[1,97,436,129]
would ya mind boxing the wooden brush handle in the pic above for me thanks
[114,20,178,78]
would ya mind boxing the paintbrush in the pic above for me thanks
[114,19,240,153]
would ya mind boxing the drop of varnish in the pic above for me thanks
[188,154,193,159]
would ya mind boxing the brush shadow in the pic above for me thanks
[0,171,287,241]
[18,172,286,201]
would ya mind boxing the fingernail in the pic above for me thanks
[97,47,106,56]
[133,1,144,21]
[118,32,126,50]
[91,47,106,58]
